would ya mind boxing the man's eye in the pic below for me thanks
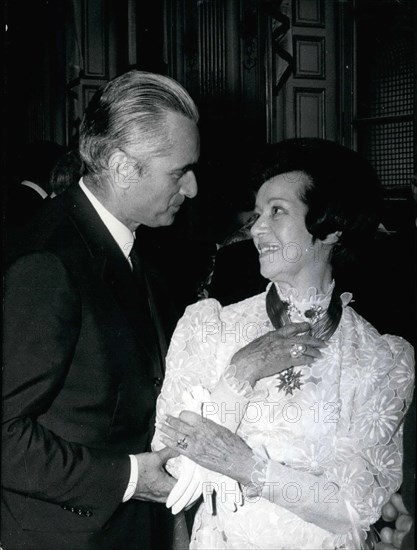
[171,171,184,181]
[174,169,190,180]
[271,206,282,216]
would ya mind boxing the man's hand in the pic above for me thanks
[132,447,178,502]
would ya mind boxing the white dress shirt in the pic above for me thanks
[21,180,49,199]
[79,179,138,502]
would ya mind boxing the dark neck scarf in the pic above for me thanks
[266,283,343,341]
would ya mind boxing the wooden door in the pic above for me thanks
[265,0,338,142]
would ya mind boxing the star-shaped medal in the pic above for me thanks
[276,368,303,395]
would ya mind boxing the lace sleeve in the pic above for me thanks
[254,333,414,549]
[325,334,415,547]
[151,299,223,476]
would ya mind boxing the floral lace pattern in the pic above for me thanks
[152,290,414,549]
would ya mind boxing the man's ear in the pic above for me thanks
[108,150,136,190]
[321,230,342,245]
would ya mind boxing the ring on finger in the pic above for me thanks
[290,343,307,359]
[176,436,189,450]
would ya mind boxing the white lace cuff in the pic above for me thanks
[223,365,267,400]
[207,374,251,432]
[223,365,255,397]
[250,447,269,485]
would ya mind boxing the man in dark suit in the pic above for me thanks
[4,140,65,228]
[2,70,200,550]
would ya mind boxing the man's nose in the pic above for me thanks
[180,171,198,198]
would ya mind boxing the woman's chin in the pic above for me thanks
[258,255,279,279]
[259,265,278,282]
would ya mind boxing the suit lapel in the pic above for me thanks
[62,185,164,370]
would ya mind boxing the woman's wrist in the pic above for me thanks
[232,450,260,487]
[225,361,258,387]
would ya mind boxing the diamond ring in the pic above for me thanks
[290,343,307,359]
[176,436,188,450]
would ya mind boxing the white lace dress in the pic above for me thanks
[152,284,414,549]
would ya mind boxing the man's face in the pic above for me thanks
[122,111,199,229]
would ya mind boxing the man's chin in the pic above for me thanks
[144,212,177,228]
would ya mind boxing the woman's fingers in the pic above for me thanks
[271,330,326,351]
[395,513,413,533]
[392,529,408,549]
[297,335,326,348]
[158,422,184,444]
[178,410,201,425]
[277,322,311,338]
[159,433,185,453]
[379,527,394,544]
[229,321,328,384]
[272,338,324,364]
[301,346,323,359]
[158,413,212,454]
[160,412,199,432]
[390,493,409,515]
[381,501,398,522]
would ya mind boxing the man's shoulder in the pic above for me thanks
[5,186,93,269]
[7,198,71,260]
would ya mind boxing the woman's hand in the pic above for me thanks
[158,410,256,486]
[375,493,413,549]
[228,322,325,386]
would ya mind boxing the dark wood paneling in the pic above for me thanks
[293,36,325,79]
[82,0,108,78]
[292,0,325,28]
[294,87,326,137]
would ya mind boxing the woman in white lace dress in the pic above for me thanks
[154,139,414,549]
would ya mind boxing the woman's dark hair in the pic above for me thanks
[250,138,383,269]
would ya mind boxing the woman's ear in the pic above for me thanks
[321,230,342,245]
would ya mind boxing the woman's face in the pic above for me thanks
[251,171,322,287]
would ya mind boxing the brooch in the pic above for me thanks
[304,304,324,324]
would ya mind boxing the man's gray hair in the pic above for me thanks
[79,70,199,177]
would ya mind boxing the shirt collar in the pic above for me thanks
[21,180,48,199]
[79,178,135,259]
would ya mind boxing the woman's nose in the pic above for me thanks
[180,171,198,198]
[250,214,266,238]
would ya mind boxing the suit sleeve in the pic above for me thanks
[2,252,130,526]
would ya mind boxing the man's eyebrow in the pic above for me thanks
[171,163,198,174]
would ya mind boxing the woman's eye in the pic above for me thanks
[271,206,283,216]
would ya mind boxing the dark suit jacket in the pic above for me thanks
[2,184,178,550]
[4,182,46,228]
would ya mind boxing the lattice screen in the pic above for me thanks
[363,121,414,188]
[360,36,414,189]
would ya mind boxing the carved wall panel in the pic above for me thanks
[293,36,325,79]
[292,0,324,27]
[294,87,325,137]
[82,0,108,78]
